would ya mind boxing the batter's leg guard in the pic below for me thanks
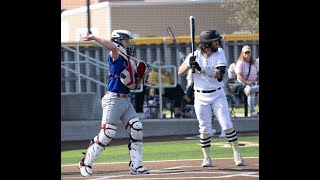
[126,118,149,175]
[79,124,117,176]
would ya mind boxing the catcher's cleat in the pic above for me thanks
[129,161,149,175]
[201,157,213,167]
[234,153,244,166]
[79,152,92,177]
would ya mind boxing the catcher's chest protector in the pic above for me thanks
[119,53,138,90]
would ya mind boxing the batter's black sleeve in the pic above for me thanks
[216,66,226,82]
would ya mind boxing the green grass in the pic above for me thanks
[61,136,259,165]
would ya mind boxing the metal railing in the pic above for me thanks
[61,43,143,97]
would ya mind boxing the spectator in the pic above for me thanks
[227,62,236,82]
[148,61,191,118]
[235,45,259,117]
[226,61,244,100]
[255,57,259,83]
[226,62,239,94]
[254,57,259,110]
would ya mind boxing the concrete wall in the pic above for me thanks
[61,118,259,141]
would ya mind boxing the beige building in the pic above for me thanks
[61,0,131,11]
[61,0,244,42]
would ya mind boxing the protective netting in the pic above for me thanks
[61,0,259,120]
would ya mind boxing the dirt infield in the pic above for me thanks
[62,132,259,179]
[61,157,259,180]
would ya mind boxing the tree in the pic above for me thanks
[222,0,259,34]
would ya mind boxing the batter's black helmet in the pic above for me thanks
[200,29,222,47]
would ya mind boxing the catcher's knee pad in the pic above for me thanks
[83,124,117,166]
[224,128,238,142]
[99,124,117,146]
[127,118,143,169]
[127,118,143,141]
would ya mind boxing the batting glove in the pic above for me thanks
[189,56,201,71]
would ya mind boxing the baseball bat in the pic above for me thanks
[86,0,92,34]
[189,16,195,73]
[167,27,182,53]
[167,27,186,62]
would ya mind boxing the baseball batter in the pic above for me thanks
[78,30,149,176]
[178,29,244,167]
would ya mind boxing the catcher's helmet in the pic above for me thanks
[111,30,133,42]
[200,29,222,47]
[111,30,135,55]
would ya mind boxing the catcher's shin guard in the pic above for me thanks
[126,118,143,169]
[79,152,93,177]
[82,124,117,166]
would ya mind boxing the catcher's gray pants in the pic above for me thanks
[102,91,137,126]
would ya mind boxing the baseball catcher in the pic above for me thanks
[79,30,149,177]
